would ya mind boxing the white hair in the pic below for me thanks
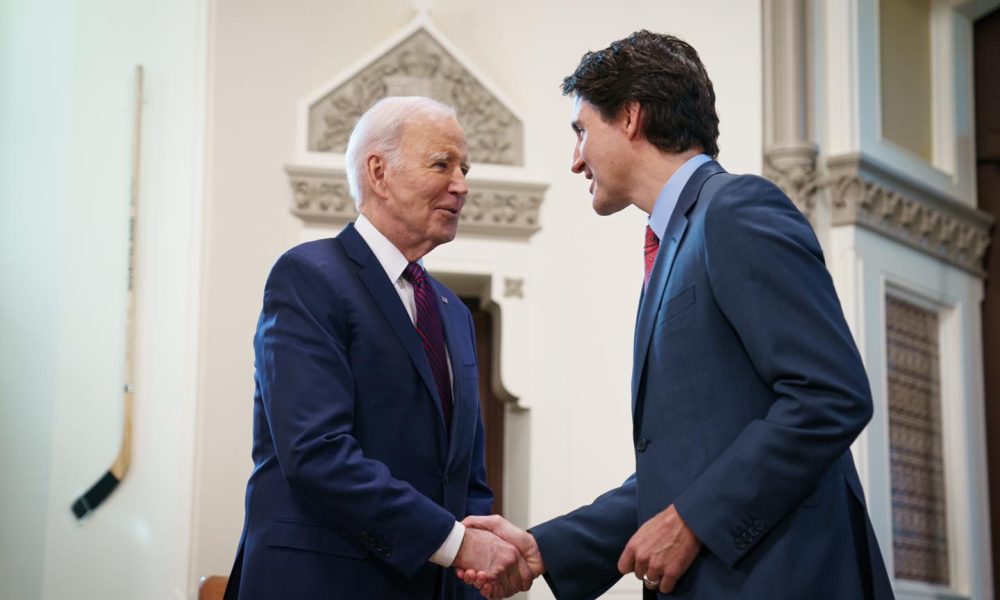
[344,96,458,210]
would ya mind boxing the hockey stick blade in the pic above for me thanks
[71,471,121,519]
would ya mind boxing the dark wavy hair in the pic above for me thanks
[562,30,720,158]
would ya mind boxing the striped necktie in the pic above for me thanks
[403,262,453,428]
[644,225,660,288]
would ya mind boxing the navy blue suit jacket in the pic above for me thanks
[532,163,894,599]
[225,224,492,599]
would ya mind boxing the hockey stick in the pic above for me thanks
[71,65,144,519]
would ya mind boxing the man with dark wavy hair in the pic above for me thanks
[460,31,893,600]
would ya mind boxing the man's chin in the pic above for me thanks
[592,198,627,216]
[432,226,459,246]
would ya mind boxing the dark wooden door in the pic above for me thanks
[974,8,1000,595]
[462,297,505,515]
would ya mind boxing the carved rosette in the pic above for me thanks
[822,172,991,276]
[308,29,523,166]
[503,278,525,299]
[286,166,545,239]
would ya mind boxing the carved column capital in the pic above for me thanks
[764,142,819,217]
[762,0,817,219]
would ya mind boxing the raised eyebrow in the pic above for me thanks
[428,151,451,163]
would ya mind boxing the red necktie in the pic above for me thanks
[403,262,453,428]
[644,225,660,288]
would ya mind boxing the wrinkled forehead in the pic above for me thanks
[401,115,468,155]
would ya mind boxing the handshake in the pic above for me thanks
[451,515,545,599]
[451,504,702,598]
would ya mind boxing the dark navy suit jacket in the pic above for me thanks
[224,224,492,599]
[532,162,894,599]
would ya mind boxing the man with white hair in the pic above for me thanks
[224,96,530,599]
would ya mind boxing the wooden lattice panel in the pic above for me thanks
[886,295,949,585]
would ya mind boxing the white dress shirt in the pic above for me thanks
[353,214,466,568]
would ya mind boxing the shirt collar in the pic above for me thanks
[647,153,712,240]
[354,214,412,283]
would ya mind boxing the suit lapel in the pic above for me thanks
[631,162,725,416]
[631,215,688,413]
[339,225,448,454]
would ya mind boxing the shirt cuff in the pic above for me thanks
[429,521,465,567]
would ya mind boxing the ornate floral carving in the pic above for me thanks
[823,173,991,276]
[461,188,542,236]
[286,166,544,239]
[287,168,356,222]
[308,29,523,166]
[763,143,819,218]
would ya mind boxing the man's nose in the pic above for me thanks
[450,169,469,195]
[570,144,584,173]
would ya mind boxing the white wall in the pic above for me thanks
[0,1,72,597]
[191,2,761,598]
[0,0,207,598]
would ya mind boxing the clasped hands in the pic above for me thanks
[454,504,701,599]
[452,515,543,599]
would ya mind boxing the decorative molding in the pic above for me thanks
[820,154,993,277]
[460,182,543,238]
[764,142,819,218]
[307,28,523,166]
[503,278,524,299]
[288,166,355,223]
[286,166,546,239]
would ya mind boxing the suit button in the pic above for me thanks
[735,538,747,550]
[636,438,649,452]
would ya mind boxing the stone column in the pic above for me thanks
[762,0,818,216]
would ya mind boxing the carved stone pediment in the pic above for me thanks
[290,19,544,240]
[307,28,523,166]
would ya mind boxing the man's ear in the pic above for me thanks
[622,101,643,140]
[366,154,390,200]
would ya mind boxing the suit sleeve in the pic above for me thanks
[255,252,455,578]
[529,475,638,600]
[672,176,873,567]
